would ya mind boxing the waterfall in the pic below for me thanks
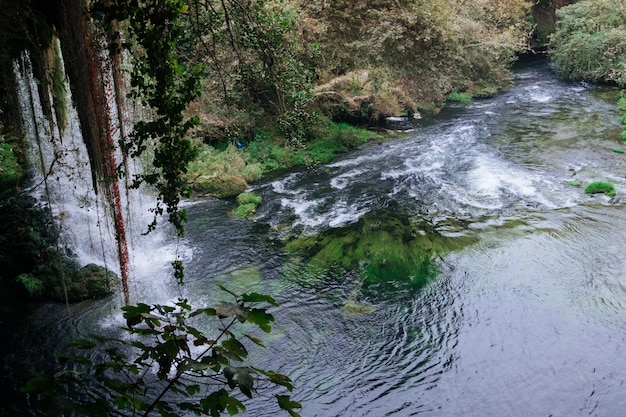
[13,36,186,306]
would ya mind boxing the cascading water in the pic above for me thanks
[13,37,186,306]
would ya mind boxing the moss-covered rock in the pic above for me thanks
[584,181,616,197]
[190,173,248,198]
[20,254,118,302]
[76,263,117,299]
[232,192,263,219]
[236,192,262,206]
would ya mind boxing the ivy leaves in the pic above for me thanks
[22,290,301,417]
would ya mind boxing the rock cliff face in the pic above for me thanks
[51,0,132,303]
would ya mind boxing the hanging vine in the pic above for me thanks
[92,0,204,240]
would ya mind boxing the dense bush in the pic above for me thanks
[549,0,626,85]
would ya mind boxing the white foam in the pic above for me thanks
[330,168,367,190]
[272,172,301,194]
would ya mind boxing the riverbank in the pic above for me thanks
[185,119,396,199]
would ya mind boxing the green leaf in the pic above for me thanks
[243,334,266,348]
[56,353,93,365]
[20,373,56,394]
[254,368,295,391]
[179,401,203,415]
[161,339,180,357]
[114,394,133,409]
[276,395,302,417]
[241,292,278,306]
[186,384,201,396]
[218,285,239,299]
[199,389,229,415]
[122,303,151,317]
[222,338,248,360]
[189,307,217,318]
[246,308,274,333]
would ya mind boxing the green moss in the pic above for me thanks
[447,92,472,103]
[343,299,376,314]
[236,192,262,206]
[191,174,248,198]
[51,42,68,134]
[584,181,616,197]
[612,148,624,154]
[0,143,23,192]
[566,181,582,187]
[234,203,257,219]
[187,119,381,198]
[233,192,262,219]
[284,209,475,297]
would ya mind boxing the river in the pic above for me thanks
[3,57,626,416]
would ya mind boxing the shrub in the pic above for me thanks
[22,294,301,416]
[584,181,616,197]
[549,0,626,85]
[16,273,45,297]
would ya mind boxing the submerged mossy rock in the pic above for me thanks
[284,209,475,296]
[343,299,376,314]
[75,263,117,299]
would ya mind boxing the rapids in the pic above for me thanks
[3,57,626,416]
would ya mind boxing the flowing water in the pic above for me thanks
[4,57,626,416]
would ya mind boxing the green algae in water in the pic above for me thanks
[284,209,476,297]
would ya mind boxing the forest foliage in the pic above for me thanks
[549,0,626,85]
[174,0,534,198]
[187,0,534,144]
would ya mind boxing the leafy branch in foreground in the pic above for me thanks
[22,289,301,417]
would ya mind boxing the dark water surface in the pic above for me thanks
[4,58,626,416]
[181,58,626,416]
